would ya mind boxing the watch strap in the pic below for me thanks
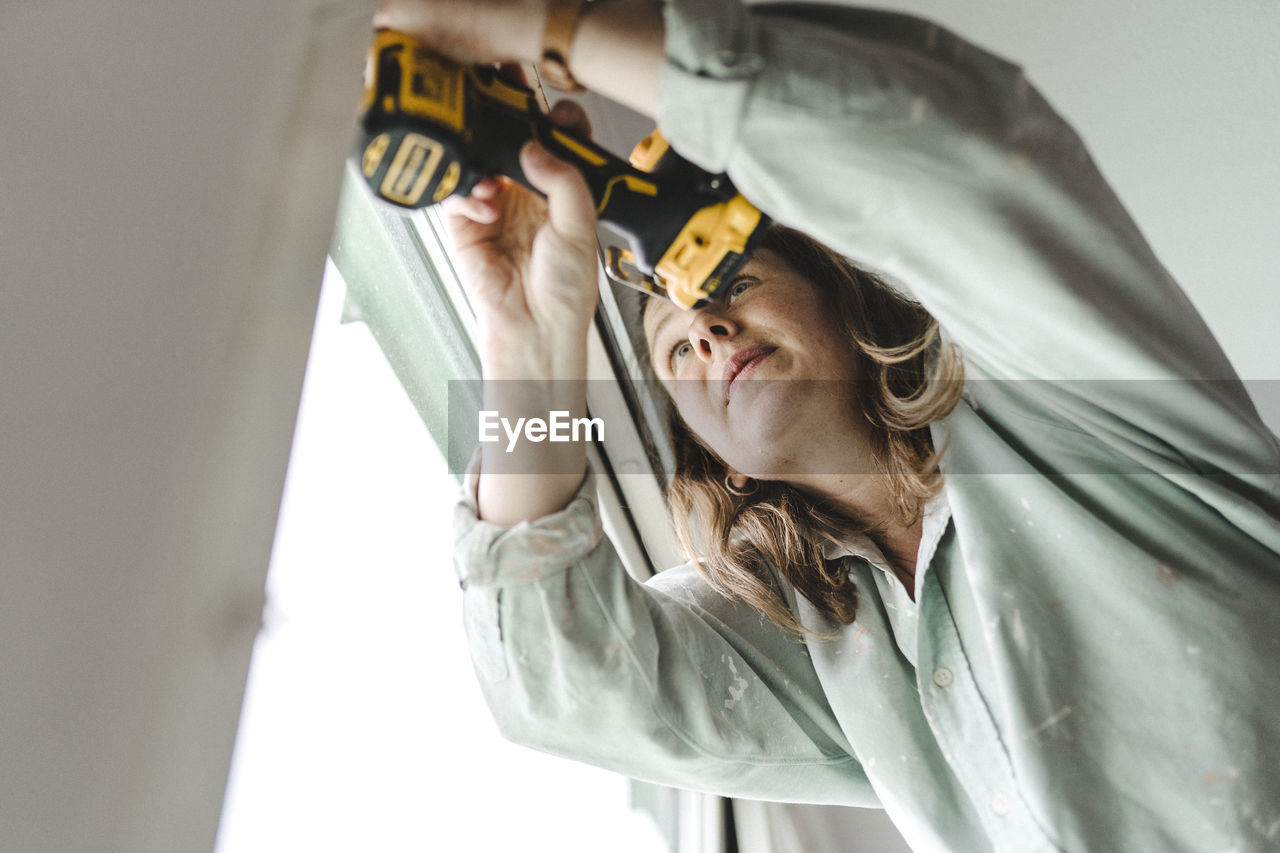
[540,0,588,92]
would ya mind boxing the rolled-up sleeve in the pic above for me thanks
[452,454,875,805]
[658,0,1279,511]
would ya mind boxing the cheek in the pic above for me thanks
[668,385,731,459]
[805,319,860,382]
[671,395,772,479]
[669,383,710,434]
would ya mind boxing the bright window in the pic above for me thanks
[216,260,668,852]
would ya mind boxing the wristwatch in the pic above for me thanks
[539,0,589,92]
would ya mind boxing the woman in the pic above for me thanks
[379,1,1280,851]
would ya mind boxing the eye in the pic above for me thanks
[725,276,756,303]
[668,339,693,371]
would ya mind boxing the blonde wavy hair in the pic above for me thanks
[643,225,964,638]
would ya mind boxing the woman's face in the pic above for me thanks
[643,250,870,481]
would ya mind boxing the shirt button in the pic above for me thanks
[991,793,1011,816]
[714,49,764,73]
[932,667,954,688]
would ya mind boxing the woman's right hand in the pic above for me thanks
[446,101,600,525]
[373,0,548,65]
[444,101,600,381]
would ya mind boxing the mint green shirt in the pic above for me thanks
[453,4,1280,850]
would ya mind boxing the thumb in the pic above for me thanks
[519,141,598,248]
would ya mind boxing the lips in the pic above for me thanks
[722,345,775,404]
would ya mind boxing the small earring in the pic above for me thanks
[724,474,759,497]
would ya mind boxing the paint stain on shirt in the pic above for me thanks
[721,654,749,710]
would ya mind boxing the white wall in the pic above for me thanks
[866,0,1280,386]
[0,2,372,851]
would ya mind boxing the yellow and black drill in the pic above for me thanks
[357,30,770,308]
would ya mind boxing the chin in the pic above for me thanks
[725,380,866,478]
[725,387,807,474]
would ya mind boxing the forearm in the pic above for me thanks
[489,0,665,116]
[476,336,589,526]
[377,0,664,116]
[570,0,663,117]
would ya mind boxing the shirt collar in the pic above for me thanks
[821,487,953,590]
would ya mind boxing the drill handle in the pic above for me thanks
[466,89,686,275]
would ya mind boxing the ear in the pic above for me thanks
[727,472,751,490]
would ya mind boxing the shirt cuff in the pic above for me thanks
[452,448,604,588]
[658,0,763,171]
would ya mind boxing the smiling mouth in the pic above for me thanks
[723,347,775,404]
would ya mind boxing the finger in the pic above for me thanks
[470,178,501,200]
[441,193,499,224]
[548,99,593,138]
[519,141,598,246]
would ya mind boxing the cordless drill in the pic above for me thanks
[357,29,770,308]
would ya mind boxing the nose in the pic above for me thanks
[688,307,739,362]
